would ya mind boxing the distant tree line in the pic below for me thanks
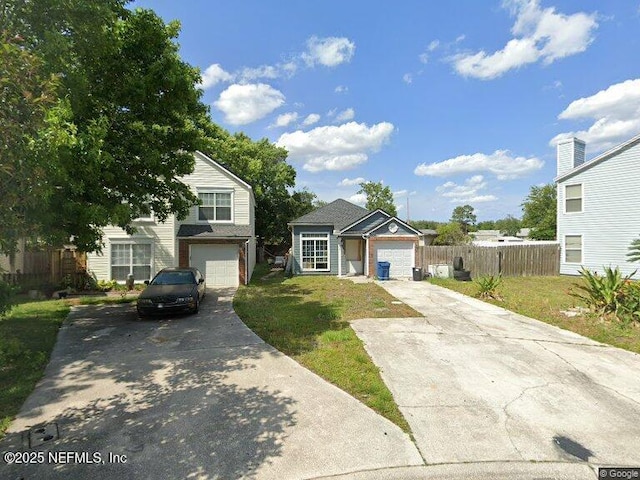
[409,183,557,245]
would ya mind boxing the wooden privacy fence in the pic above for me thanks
[417,244,561,277]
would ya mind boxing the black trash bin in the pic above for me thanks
[377,261,390,280]
[412,267,423,281]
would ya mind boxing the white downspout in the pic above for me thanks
[337,237,342,277]
[244,240,249,285]
[363,233,370,277]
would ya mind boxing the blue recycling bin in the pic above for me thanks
[377,261,390,280]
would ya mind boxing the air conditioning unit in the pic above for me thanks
[427,264,452,278]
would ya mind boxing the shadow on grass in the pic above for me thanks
[0,293,296,479]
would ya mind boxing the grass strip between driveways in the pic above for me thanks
[0,295,137,438]
[234,264,419,433]
[430,276,640,354]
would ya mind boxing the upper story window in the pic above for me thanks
[565,184,582,213]
[198,191,232,222]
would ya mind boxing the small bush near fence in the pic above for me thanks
[418,244,560,277]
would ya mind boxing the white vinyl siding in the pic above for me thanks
[564,235,582,264]
[198,191,232,222]
[565,184,582,213]
[301,233,330,271]
[86,220,176,282]
[182,152,252,226]
[557,139,640,276]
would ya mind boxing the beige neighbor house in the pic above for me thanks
[86,151,256,287]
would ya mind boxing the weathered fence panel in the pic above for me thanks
[417,244,560,277]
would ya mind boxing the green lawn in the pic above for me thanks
[430,275,640,354]
[0,295,137,438]
[234,265,420,433]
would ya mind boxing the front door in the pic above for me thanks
[345,239,363,275]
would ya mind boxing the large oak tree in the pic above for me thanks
[1,1,207,252]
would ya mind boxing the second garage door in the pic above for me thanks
[375,241,415,278]
[190,244,239,287]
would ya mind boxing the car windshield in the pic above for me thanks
[151,271,196,285]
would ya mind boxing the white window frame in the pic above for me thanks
[564,184,583,214]
[300,233,330,272]
[109,240,154,282]
[197,189,234,223]
[564,235,582,264]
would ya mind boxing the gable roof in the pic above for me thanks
[555,132,640,183]
[288,199,369,230]
[367,216,422,236]
[339,209,391,234]
[194,151,254,193]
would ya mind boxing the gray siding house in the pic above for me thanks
[555,133,640,276]
[288,199,423,278]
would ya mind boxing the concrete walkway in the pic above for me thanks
[1,289,422,480]
[351,280,640,479]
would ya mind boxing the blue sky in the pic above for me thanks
[132,0,640,222]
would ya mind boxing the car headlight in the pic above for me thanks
[138,298,153,305]
[176,297,192,303]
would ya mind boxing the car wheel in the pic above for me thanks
[192,297,199,314]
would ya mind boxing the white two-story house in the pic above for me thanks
[86,151,256,287]
[555,133,640,276]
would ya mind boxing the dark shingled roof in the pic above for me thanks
[288,199,370,230]
[177,224,252,238]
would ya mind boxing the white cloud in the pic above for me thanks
[199,64,233,89]
[415,150,543,180]
[214,83,285,125]
[277,121,395,173]
[436,175,498,203]
[339,177,366,186]
[394,189,408,197]
[239,65,280,81]
[335,85,348,93]
[550,78,640,151]
[302,113,321,126]
[348,193,367,205]
[403,73,413,84]
[272,112,298,128]
[303,36,356,67]
[428,40,440,51]
[335,108,355,122]
[452,0,598,80]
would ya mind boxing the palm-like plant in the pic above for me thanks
[628,237,640,263]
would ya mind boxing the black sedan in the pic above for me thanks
[136,267,206,317]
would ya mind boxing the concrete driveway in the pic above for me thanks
[1,289,422,480]
[351,280,640,479]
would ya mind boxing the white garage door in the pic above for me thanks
[375,241,415,278]
[190,244,238,287]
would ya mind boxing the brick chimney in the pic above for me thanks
[557,137,586,177]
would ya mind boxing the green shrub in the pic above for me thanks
[97,279,119,292]
[619,281,640,325]
[474,274,503,301]
[572,267,634,316]
[0,281,17,317]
